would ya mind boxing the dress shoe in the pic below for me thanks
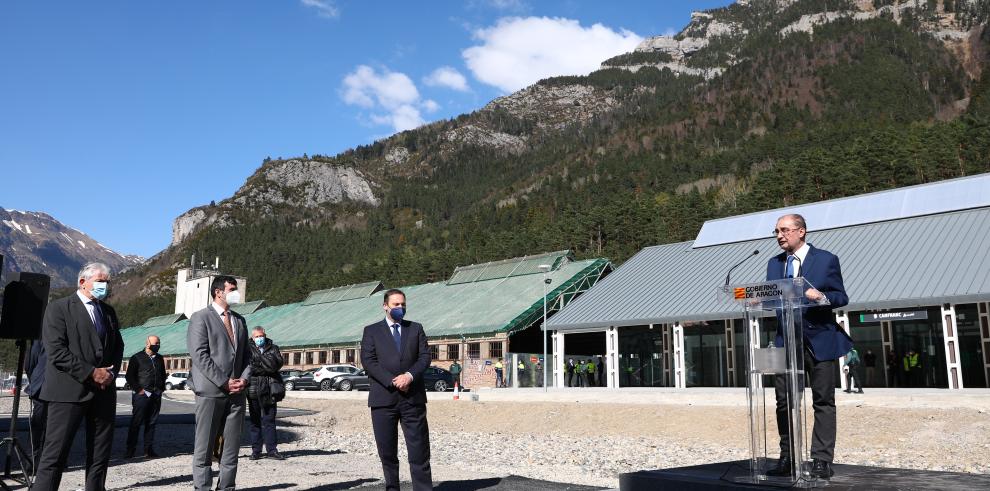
[843,389,852,393]
[857,389,864,394]
[766,457,792,477]
[810,458,834,479]
[267,452,286,460]
[249,453,263,461]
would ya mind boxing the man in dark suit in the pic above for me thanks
[24,339,47,473]
[361,289,433,491]
[34,262,124,491]
[188,275,252,491]
[125,334,167,458]
[766,214,851,480]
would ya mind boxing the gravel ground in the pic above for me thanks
[10,388,990,490]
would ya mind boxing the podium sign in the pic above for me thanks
[720,278,829,488]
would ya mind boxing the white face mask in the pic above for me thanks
[225,290,241,305]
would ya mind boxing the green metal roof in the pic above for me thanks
[447,250,570,285]
[302,281,383,306]
[232,300,266,315]
[121,256,610,358]
[140,313,185,327]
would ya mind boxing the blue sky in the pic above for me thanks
[0,0,733,258]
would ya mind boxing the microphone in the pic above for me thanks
[725,249,760,286]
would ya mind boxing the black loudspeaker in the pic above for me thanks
[0,272,51,340]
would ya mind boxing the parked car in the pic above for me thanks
[330,366,456,392]
[423,366,455,392]
[284,369,320,391]
[165,371,188,390]
[328,370,369,392]
[280,369,305,381]
[313,364,361,390]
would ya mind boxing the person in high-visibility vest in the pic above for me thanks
[565,359,576,387]
[902,350,922,387]
[576,360,587,387]
[586,359,597,387]
[494,360,504,388]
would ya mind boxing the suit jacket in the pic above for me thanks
[40,293,124,403]
[186,305,252,398]
[360,319,430,408]
[25,340,46,399]
[767,244,852,361]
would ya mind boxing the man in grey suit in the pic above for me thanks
[187,275,252,491]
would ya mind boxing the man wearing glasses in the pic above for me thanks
[766,214,851,480]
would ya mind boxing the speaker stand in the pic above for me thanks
[1,339,32,490]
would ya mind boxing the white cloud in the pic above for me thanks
[423,66,470,92]
[301,0,339,19]
[421,99,440,113]
[341,65,438,132]
[463,17,643,93]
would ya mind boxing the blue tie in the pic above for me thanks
[91,301,108,341]
[391,323,402,351]
[785,255,796,278]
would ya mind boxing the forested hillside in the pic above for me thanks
[113,0,990,328]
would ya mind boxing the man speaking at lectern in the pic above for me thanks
[767,213,851,480]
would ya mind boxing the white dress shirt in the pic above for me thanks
[786,242,811,277]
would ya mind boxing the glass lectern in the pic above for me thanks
[721,278,829,488]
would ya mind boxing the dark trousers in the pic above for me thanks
[775,347,837,463]
[33,392,115,491]
[29,397,47,472]
[370,400,433,491]
[127,392,162,453]
[844,365,864,392]
[247,398,278,455]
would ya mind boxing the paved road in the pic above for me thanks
[0,390,311,430]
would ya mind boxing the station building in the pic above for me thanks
[547,174,990,390]
[120,251,611,389]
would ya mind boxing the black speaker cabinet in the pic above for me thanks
[0,272,51,340]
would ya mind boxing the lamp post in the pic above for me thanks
[539,264,552,392]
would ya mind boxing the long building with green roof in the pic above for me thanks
[120,251,611,388]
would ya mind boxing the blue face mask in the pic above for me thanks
[389,307,405,322]
[254,337,265,347]
[91,281,109,300]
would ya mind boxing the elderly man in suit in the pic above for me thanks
[33,262,124,491]
[187,275,252,491]
[766,213,851,480]
[361,288,433,491]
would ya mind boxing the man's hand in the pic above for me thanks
[227,378,247,394]
[92,367,113,388]
[392,373,413,392]
[805,288,825,302]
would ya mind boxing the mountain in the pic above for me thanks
[112,0,990,327]
[0,208,144,288]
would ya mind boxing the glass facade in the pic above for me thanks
[559,303,988,389]
[683,321,730,387]
[617,325,666,387]
[956,304,987,388]
[847,315,886,387]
